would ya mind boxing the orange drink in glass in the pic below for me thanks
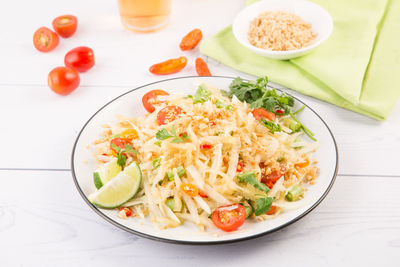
[117,0,171,32]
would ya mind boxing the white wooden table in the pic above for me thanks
[1,0,399,266]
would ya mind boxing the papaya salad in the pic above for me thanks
[89,77,319,232]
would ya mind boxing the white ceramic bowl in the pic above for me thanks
[232,0,333,60]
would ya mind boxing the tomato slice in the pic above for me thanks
[142,90,169,113]
[64,46,95,72]
[211,204,246,232]
[52,15,78,38]
[200,143,213,149]
[33,27,59,52]
[48,67,80,95]
[110,138,132,153]
[251,108,276,122]
[180,183,199,197]
[266,205,277,215]
[157,106,183,125]
[121,129,138,140]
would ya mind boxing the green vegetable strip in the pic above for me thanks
[285,185,304,201]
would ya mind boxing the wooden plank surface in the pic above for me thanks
[0,171,399,266]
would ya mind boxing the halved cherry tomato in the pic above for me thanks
[157,106,183,125]
[211,204,246,232]
[180,183,198,197]
[266,205,277,215]
[180,29,203,51]
[110,138,132,153]
[121,129,138,140]
[33,27,59,52]
[294,158,310,169]
[236,161,244,173]
[142,89,169,113]
[149,57,187,75]
[52,15,78,38]
[195,57,211,76]
[48,67,80,95]
[119,207,132,217]
[64,46,95,72]
[251,108,276,121]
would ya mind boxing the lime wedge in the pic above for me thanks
[93,158,122,189]
[90,162,142,208]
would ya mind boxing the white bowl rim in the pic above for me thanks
[71,76,339,245]
[232,0,334,56]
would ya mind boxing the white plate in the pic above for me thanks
[71,76,338,244]
[232,0,333,60]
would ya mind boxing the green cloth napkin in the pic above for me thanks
[200,0,400,120]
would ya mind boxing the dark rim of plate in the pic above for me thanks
[71,76,339,245]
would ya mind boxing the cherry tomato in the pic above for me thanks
[195,57,211,76]
[64,46,95,72]
[33,27,59,52]
[110,138,132,153]
[294,158,310,169]
[261,167,286,189]
[236,161,244,173]
[52,15,78,38]
[180,183,199,197]
[157,106,183,125]
[48,67,80,95]
[211,204,246,232]
[180,29,203,51]
[252,108,276,121]
[200,143,213,149]
[149,57,187,75]
[121,129,138,140]
[119,207,132,217]
[266,205,277,215]
[142,89,169,113]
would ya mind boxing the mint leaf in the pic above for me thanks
[238,171,270,193]
[254,197,274,216]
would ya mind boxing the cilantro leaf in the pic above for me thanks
[238,171,270,193]
[124,144,138,154]
[154,140,162,147]
[116,153,126,168]
[156,126,190,143]
[254,197,274,216]
[111,143,121,153]
[156,128,174,140]
[260,118,282,134]
[193,84,212,104]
